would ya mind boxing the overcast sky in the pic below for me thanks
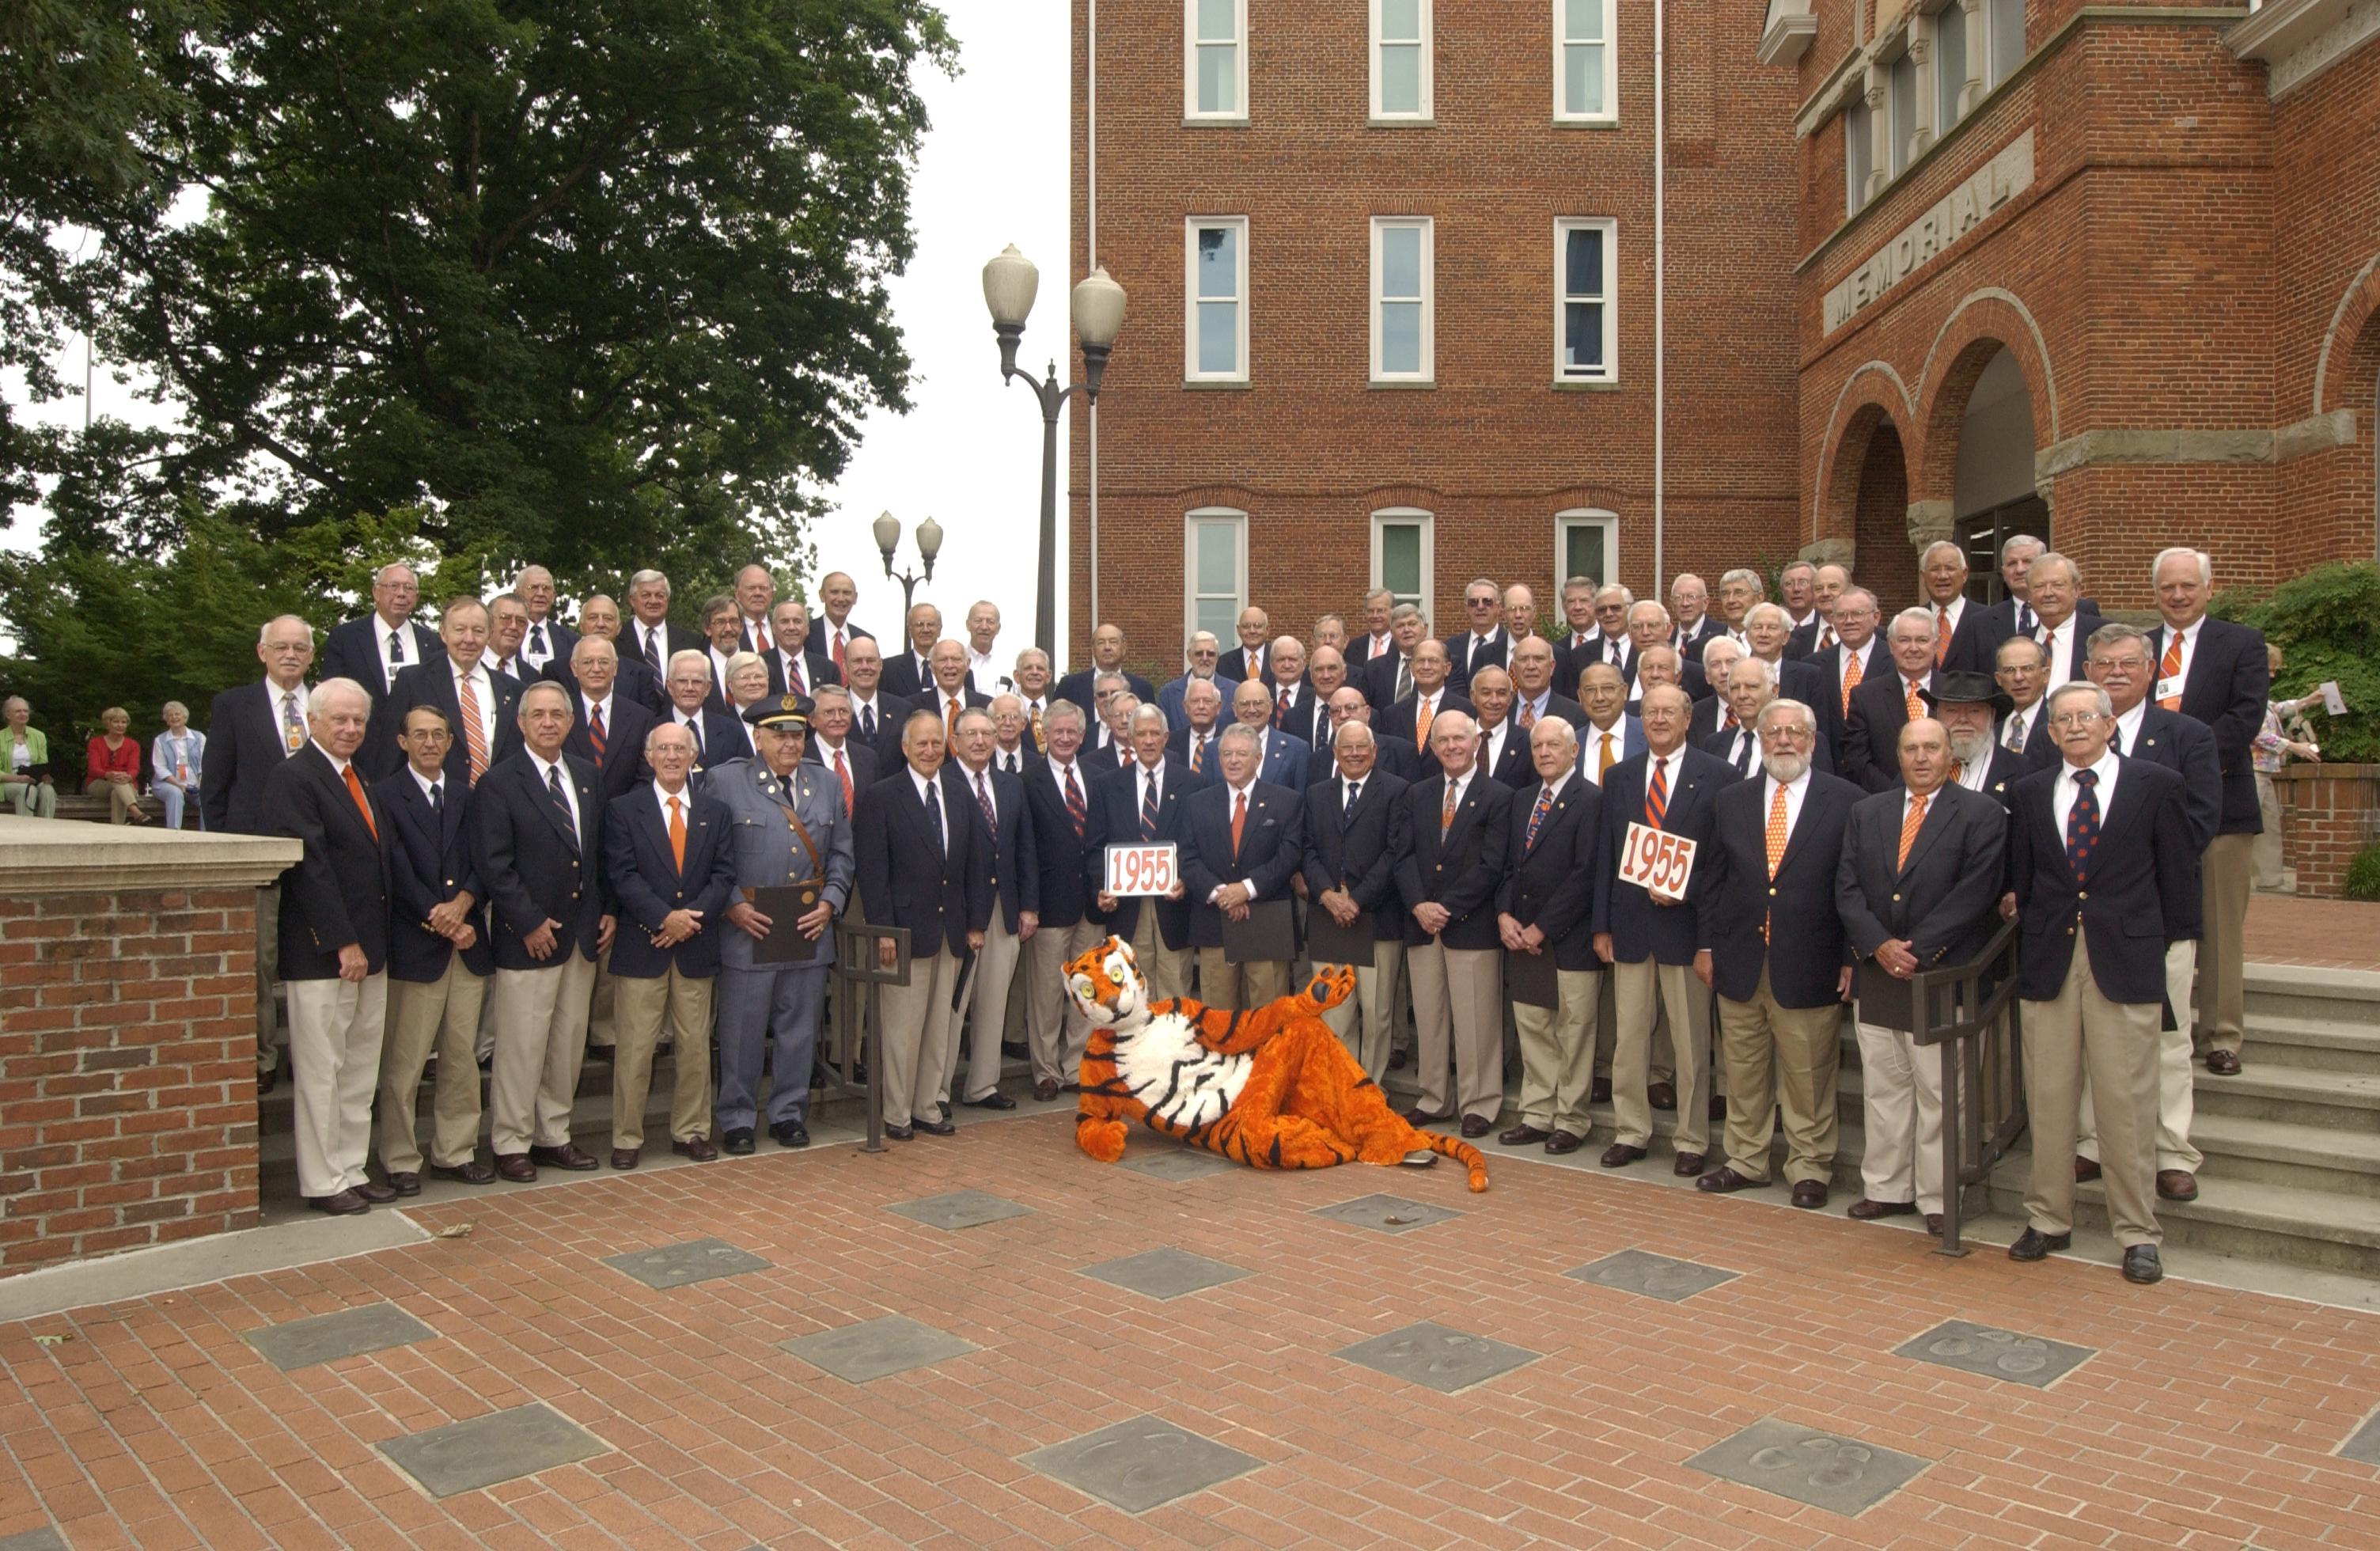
[5,0,1070,659]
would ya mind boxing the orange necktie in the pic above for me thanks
[946,696,961,742]
[1415,694,1434,751]
[2158,632,2185,710]
[1441,780,1458,833]
[667,794,686,871]
[1230,789,1247,854]
[1897,790,1927,870]
[832,629,847,675]
[1762,782,1789,942]
[1840,648,1863,715]
[1935,605,1952,666]
[342,763,378,840]
[834,749,853,815]
[1904,678,1925,723]
[457,672,489,786]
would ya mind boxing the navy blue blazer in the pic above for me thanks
[1473,722,1534,789]
[839,691,915,764]
[1082,757,1195,950]
[1699,770,1863,1009]
[382,659,525,787]
[201,679,303,835]
[1592,746,1737,965]
[1700,722,1836,780]
[2010,758,2198,1005]
[373,768,492,983]
[1056,668,1156,719]
[1393,772,1513,951]
[659,706,753,783]
[1802,640,1882,753]
[1215,645,1275,688]
[2025,704,2221,853]
[1165,723,1223,787]
[2147,616,2268,835]
[1441,628,1510,697]
[1302,769,1412,942]
[263,744,392,980]
[1377,692,1476,780]
[471,751,606,969]
[853,765,995,957]
[1836,783,2007,1030]
[1021,758,1102,929]
[802,735,881,810]
[1497,772,1603,969]
[602,785,737,977]
[942,762,1040,931]
[1179,778,1306,950]
[542,650,665,718]
[1840,671,1933,792]
[560,687,657,808]
[319,614,441,698]
[764,647,842,700]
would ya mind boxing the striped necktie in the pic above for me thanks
[1139,771,1160,840]
[1525,783,1556,850]
[1897,791,1927,870]
[546,763,578,851]
[1645,756,1668,828]
[1063,765,1086,839]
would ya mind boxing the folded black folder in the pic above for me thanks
[1304,910,1375,969]
[745,882,827,965]
[1504,947,1559,1009]
[1222,898,1296,965]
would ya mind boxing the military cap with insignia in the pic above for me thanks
[746,693,813,730]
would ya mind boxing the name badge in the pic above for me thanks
[2155,674,2185,703]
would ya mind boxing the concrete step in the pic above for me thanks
[1988,1154,2380,1276]
[2242,963,2380,1026]
[2235,1013,2380,1073]
[2189,1111,2380,1200]
[2188,1063,2380,1131]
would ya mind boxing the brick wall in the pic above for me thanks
[0,885,262,1276]
[2272,764,2380,899]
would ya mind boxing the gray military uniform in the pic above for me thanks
[709,756,855,1134]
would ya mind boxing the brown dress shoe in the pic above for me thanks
[428,1160,496,1185]
[1791,1181,1829,1210]
[1402,1105,1453,1127]
[914,1118,957,1136]
[1671,1151,1706,1177]
[1545,1130,1585,1155]
[1599,1141,1646,1168]
[669,1136,719,1162]
[385,1171,422,1197]
[2157,1169,2200,1202]
[1499,1123,1552,1147]
[1591,1077,1613,1103]
[1647,1081,1677,1112]
[257,1065,279,1096]
[2074,1156,2102,1182]
[529,1143,600,1171]
[1696,1166,1768,1193]
[354,1181,399,1204]
[611,1148,639,1170]
[2205,1050,2242,1075]
[1925,1213,1944,1236]
[307,1189,368,1215]
[494,1154,537,1182]
[1846,1198,1917,1220]
[1459,1115,1491,1140]
[1033,1078,1060,1102]
[1707,1094,1728,1122]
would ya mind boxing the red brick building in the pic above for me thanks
[1066,0,2378,664]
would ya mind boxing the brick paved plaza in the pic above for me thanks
[5,1101,2380,1550]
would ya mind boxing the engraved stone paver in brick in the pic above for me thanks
[885,1189,1033,1231]
[1116,1146,1237,1181]
[1021,1415,1262,1513]
[601,1238,770,1291]
[1080,1247,1252,1300]
[0,1529,67,1551]
[241,1302,437,1371]
[1686,1418,1930,1517]
[1308,1192,1461,1234]
[377,1404,608,1499]
[1893,1318,2094,1388]
[1567,1247,1741,1303]
[778,1316,980,1383]
[2343,1409,2380,1467]
[1334,1322,1541,1394]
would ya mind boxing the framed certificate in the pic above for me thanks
[1105,842,1179,897]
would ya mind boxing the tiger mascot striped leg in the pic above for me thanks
[1063,936,1489,1191]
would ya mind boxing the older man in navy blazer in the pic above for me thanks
[1019,701,1107,1099]
[1395,712,1513,1139]
[473,681,612,1182]
[1304,722,1412,1077]
[603,720,738,1168]
[1084,704,1196,1000]
[1181,724,1306,1009]
[1223,677,1310,791]
[1695,698,1863,1209]
[936,707,1038,1114]
[1495,719,1603,1155]
[320,563,441,700]
[373,704,497,1194]
[383,597,525,787]
[2007,681,2199,1286]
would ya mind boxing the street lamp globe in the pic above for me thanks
[1070,266,1125,350]
[983,245,1040,378]
[915,516,945,563]
[870,509,901,563]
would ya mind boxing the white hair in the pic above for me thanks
[1744,601,1790,631]
[627,568,669,591]
[1719,567,1764,592]
[1921,540,1966,567]
[1890,606,1939,639]
[307,677,372,718]
[1627,600,1671,629]
[1759,697,1817,737]
[2047,681,2112,719]
[666,648,711,676]
[2151,547,2211,588]
[1729,657,1778,691]
[1998,533,2045,564]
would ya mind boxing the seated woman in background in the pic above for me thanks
[153,700,206,830]
[2,695,57,818]
[85,706,150,825]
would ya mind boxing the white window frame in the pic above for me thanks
[1986,0,2024,89]
[1553,218,1619,385]
[1370,509,1435,613]
[1184,508,1249,644]
[1370,0,1434,122]
[1552,0,1619,126]
[1931,0,1969,135]
[1844,96,1874,217]
[1183,217,1249,384]
[1369,217,1435,385]
[1554,509,1619,597]
[1184,0,1249,123]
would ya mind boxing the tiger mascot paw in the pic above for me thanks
[1063,936,1488,1190]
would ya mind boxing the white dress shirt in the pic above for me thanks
[1955,753,1993,792]
[995,743,1028,776]
[707,645,737,699]
[631,621,670,672]
[2039,616,2079,692]
[2110,698,2147,757]
[1135,760,1165,817]
[775,648,810,694]
[2158,616,2203,698]
[526,749,580,831]
[1833,639,1876,680]
[1641,748,1680,811]
[2002,700,2042,753]
[1760,766,1813,848]
[1578,723,1625,786]
[372,614,413,692]
[741,613,772,654]
[410,766,444,805]
[1364,631,1393,662]
[1465,628,1501,672]
[453,662,497,748]
[653,779,693,832]
[2053,746,2121,835]
[1931,595,1969,643]
[1442,768,1473,819]
[1211,778,1261,901]
[848,690,889,742]
[966,646,1003,696]
[583,692,616,749]
[522,617,560,669]
[1479,719,1512,776]
[906,763,945,851]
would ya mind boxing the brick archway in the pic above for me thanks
[1912,294,2060,512]
[1813,363,1916,560]
[1817,396,1912,598]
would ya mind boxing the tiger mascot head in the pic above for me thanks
[1064,935,1151,1029]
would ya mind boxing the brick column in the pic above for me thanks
[0,820,298,1277]
[2269,764,2380,900]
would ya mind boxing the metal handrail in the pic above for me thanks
[1909,917,2026,1257]
[826,922,909,1153]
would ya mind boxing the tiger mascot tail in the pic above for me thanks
[1063,937,1489,1192]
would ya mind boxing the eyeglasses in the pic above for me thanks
[2046,711,2105,729]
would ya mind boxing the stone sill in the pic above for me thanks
[0,814,298,892]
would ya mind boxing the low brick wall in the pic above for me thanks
[2272,764,2380,899]
[0,820,296,1278]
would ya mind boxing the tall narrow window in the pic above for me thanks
[1888,48,1917,176]
[1555,0,1616,123]
[1555,510,1618,595]
[1555,218,1617,383]
[1987,0,2024,87]
[1186,509,1249,642]
[1371,510,1434,612]
[1934,3,1969,131]
[1184,218,1249,382]
[1370,218,1434,384]
[1844,98,1874,216]
[1186,0,1247,121]
[1372,0,1431,119]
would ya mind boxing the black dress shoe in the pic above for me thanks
[528,1143,600,1171]
[257,1065,280,1096]
[2007,1227,2072,1261]
[2157,1169,2199,1202]
[722,1128,756,1155]
[882,1123,915,1141]
[385,1171,422,1197]
[2204,1049,2242,1075]
[306,1189,368,1215]
[2074,1155,2102,1182]
[1924,1213,1944,1237]
[1846,1198,1917,1220]
[1790,1181,1829,1210]
[1671,1151,1706,1177]
[1389,1048,1411,1071]
[771,1121,811,1148]
[1001,1040,1030,1060]
[915,1118,957,1137]
[1544,1130,1584,1155]
[2121,1244,2165,1284]
[962,1092,1018,1110]
[1647,1081,1677,1113]
[1696,1166,1768,1193]
[938,1101,952,1121]
[1600,1142,1646,1168]
[494,1154,537,1182]
[1499,1124,1551,1147]
[1458,1115,1491,1140]
[669,1136,718,1162]
[354,1180,399,1204]
[1591,1077,1613,1103]
[428,1160,496,1185]
[1033,1079,1061,1102]
[611,1148,639,1170]
[1401,1106,1453,1127]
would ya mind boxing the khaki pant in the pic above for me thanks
[1715,966,1843,1185]
[585,942,618,1049]
[255,884,283,1076]
[487,952,597,1155]
[103,780,145,823]
[1613,958,1711,1152]
[2079,939,2201,1172]
[1408,939,1503,1121]
[879,942,962,1128]
[1319,939,1406,1079]
[2022,925,2162,1246]
[1025,918,1105,1086]
[1192,948,1290,1011]
[2196,832,2252,1057]
[1854,1016,1945,1215]
[942,914,1024,1103]
[1127,905,1189,1003]
[610,967,714,1151]
[1512,967,1600,1135]
[2253,774,2287,889]
[377,958,487,1174]
[286,973,388,1199]
[5,778,57,818]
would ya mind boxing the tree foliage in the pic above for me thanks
[2214,561,2380,764]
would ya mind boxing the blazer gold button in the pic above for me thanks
[2078,890,2087,901]
[1891,893,1901,901]
[1768,887,1776,896]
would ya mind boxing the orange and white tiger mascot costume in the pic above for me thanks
[1063,936,1488,1190]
